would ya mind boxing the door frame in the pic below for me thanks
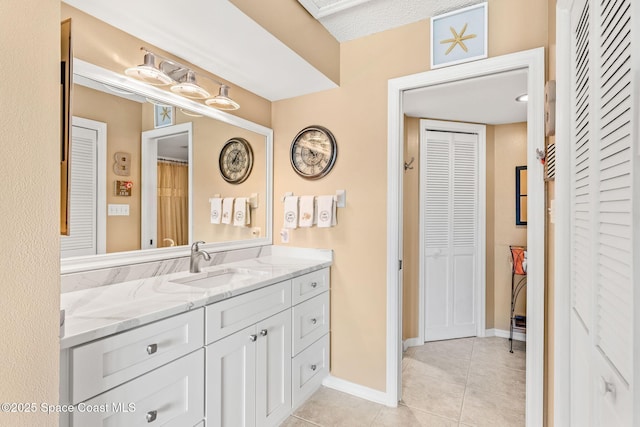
[141,122,193,249]
[386,47,545,427]
[418,120,486,343]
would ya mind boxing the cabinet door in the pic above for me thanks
[206,325,257,427]
[256,309,292,427]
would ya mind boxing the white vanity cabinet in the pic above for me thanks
[206,309,292,427]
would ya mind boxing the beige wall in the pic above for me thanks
[273,0,550,392]
[402,121,527,338]
[73,84,143,253]
[0,0,61,425]
[61,3,272,128]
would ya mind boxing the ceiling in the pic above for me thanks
[296,0,483,42]
[63,0,337,102]
[403,69,528,125]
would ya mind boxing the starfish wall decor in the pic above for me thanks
[440,23,477,55]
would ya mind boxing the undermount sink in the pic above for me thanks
[171,268,269,289]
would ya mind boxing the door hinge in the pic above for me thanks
[399,260,403,270]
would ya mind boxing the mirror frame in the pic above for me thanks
[61,59,273,274]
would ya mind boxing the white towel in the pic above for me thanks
[221,197,234,225]
[283,196,299,229]
[298,196,315,228]
[233,197,250,227]
[209,197,222,224]
[316,195,336,228]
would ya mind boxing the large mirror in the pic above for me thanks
[60,59,272,273]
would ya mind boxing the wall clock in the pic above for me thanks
[290,125,337,180]
[219,137,253,184]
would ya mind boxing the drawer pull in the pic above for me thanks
[310,318,318,325]
[310,364,317,371]
[146,344,158,355]
[260,329,268,337]
[146,410,158,423]
[599,377,616,397]
[249,334,258,342]
[310,282,318,288]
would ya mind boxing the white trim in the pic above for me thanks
[403,338,423,351]
[296,0,374,18]
[70,116,107,255]
[141,123,193,249]
[387,48,546,427]
[322,375,392,407]
[418,120,487,345]
[553,3,571,427]
[485,328,527,342]
[62,59,274,274]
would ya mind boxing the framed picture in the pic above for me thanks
[154,104,174,128]
[431,2,488,69]
[515,166,527,226]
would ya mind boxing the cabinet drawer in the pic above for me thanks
[292,292,329,356]
[72,349,204,427]
[206,281,291,344]
[292,333,329,408]
[70,309,204,404]
[292,268,329,305]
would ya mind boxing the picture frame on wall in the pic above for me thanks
[154,104,174,128]
[430,2,488,69]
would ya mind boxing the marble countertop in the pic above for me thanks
[60,253,332,349]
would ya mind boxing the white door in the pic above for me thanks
[255,310,292,427]
[206,325,257,427]
[568,0,635,425]
[61,124,99,258]
[422,130,479,341]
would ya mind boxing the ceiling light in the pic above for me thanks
[205,85,240,111]
[171,70,210,100]
[179,108,204,118]
[124,53,173,85]
[516,94,528,102]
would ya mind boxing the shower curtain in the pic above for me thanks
[157,160,188,247]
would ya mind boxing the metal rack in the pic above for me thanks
[509,245,527,353]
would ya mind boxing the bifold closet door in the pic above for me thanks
[423,130,478,342]
[569,0,635,424]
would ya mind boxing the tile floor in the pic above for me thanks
[283,336,526,427]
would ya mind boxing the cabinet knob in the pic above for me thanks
[310,318,318,325]
[249,334,258,342]
[599,377,616,397]
[310,282,318,288]
[260,329,268,336]
[310,364,317,371]
[146,344,158,355]
[146,410,158,423]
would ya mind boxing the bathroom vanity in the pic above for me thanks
[59,248,331,427]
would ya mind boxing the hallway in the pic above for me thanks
[283,337,526,426]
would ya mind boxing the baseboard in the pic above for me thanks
[403,337,422,351]
[322,375,395,407]
[485,328,526,342]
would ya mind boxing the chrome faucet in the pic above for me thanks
[190,241,211,273]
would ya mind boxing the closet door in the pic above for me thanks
[423,130,478,341]
[569,0,636,424]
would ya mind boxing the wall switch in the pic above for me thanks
[108,204,130,216]
[280,228,290,244]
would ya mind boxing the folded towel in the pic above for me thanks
[221,197,234,225]
[316,195,336,228]
[210,197,222,224]
[233,197,250,227]
[283,196,299,229]
[298,196,315,227]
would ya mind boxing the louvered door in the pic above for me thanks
[423,130,479,341]
[60,125,98,258]
[569,0,636,424]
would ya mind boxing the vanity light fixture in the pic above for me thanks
[515,94,529,102]
[171,70,211,100]
[205,85,240,111]
[124,52,173,85]
[125,47,240,109]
